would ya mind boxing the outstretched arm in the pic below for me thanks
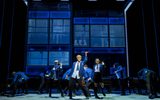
[115,66,123,73]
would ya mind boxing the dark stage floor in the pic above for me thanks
[0,93,160,100]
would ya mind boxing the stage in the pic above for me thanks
[0,93,160,100]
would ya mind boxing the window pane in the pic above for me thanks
[50,19,70,44]
[28,27,48,32]
[74,25,89,32]
[91,25,108,37]
[74,37,89,47]
[36,19,48,27]
[109,25,124,37]
[27,51,48,65]
[50,33,70,44]
[74,32,89,37]
[49,51,69,65]
[91,38,108,47]
[74,25,89,47]
[28,19,35,27]
[28,33,48,44]
[110,38,125,47]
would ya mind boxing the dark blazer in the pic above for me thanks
[93,64,104,73]
[12,72,29,84]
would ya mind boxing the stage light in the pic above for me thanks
[88,0,97,1]
[116,0,125,1]
[32,0,42,1]
[61,0,69,1]
[23,0,28,6]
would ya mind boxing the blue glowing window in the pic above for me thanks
[109,17,124,24]
[29,11,49,18]
[50,11,71,18]
[110,38,125,47]
[109,25,125,37]
[74,17,90,24]
[27,51,48,65]
[49,51,69,65]
[90,18,108,24]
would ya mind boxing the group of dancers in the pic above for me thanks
[3,51,126,99]
[39,51,125,99]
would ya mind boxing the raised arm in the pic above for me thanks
[83,51,88,63]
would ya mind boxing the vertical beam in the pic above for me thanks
[124,0,135,77]
[7,0,16,79]
[151,0,160,76]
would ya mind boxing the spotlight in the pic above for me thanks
[116,0,125,1]
[88,0,97,1]
[60,0,69,1]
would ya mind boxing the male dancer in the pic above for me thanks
[49,60,64,97]
[84,64,103,99]
[113,62,125,95]
[93,58,106,99]
[69,52,90,99]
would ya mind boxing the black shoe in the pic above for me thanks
[103,93,106,96]
[61,94,64,97]
[69,97,72,99]
[121,93,126,95]
[86,97,89,99]
[95,96,103,99]
[38,91,42,94]
[149,95,155,99]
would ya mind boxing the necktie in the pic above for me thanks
[76,62,80,71]
[96,64,98,71]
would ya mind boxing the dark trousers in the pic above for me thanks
[49,79,64,97]
[38,77,49,93]
[38,77,45,93]
[118,79,125,95]
[69,78,89,98]
[11,80,28,96]
[93,72,105,97]
[146,72,157,96]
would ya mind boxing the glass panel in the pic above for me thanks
[27,51,48,65]
[50,19,70,44]
[74,25,89,47]
[74,32,89,37]
[110,38,125,47]
[109,25,124,37]
[28,19,35,27]
[28,27,48,32]
[74,37,89,47]
[50,33,70,44]
[49,51,69,65]
[74,25,89,32]
[91,38,108,47]
[28,33,48,44]
[36,19,48,27]
[91,25,108,37]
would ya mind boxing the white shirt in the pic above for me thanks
[94,64,100,72]
[71,61,80,79]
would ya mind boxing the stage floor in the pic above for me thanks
[0,93,160,100]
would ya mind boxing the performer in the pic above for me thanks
[84,64,102,99]
[62,68,71,95]
[138,67,158,99]
[9,71,29,96]
[113,62,125,95]
[93,58,106,99]
[83,64,94,87]
[48,60,64,97]
[62,68,77,96]
[68,52,90,99]
[37,67,50,94]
